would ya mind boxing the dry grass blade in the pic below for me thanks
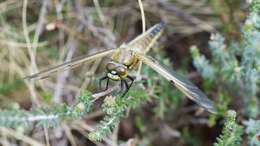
[0,127,45,146]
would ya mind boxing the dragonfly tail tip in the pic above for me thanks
[159,21,166,27]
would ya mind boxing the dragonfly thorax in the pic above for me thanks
[106,61,128,81]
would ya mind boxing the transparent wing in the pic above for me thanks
[25,49,115,80]
[127,22,165,54]
[140,54,216,113]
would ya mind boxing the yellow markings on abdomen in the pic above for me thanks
[128,22,165,54]
[110,22,165,74]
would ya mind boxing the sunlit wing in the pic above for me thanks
[127,22,165,54]
[25,49,115,80]
[139,54,216,113]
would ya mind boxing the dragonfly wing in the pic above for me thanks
[25,49,115,80]
[140,54,216,114]
[127,22,165,54]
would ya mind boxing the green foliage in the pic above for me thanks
[88,86,149,141]
[190,0,260,117]
[250,0,260,13]
[208,93,231,127]
[191,1,260,145]
[244,119,260,146]
[0,79,24,95]
[0,91,94,128]
[142,54,182,119]
[214,110,243,146]
[190,46,216,80]
[135,116,146,134]
[182,127,202,146]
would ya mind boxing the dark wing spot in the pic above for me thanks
[170,80,175,85]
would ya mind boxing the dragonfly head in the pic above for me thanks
[106,61,128,81]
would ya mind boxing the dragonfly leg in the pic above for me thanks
[99,76,108,90]
[127,75,134,87]
[121,79,129,97]
[105,78,110,90]
[121,75,134,97]
[120,80,124,91]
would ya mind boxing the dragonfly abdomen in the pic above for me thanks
[149,22,165,37]
[128,22,165,54]
[111,22,166,71]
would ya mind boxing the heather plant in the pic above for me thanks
[214,110,243,146]
[0,91,94,128]
[191,0,260,118]
[191,0,260,145]
[244,119,260,146]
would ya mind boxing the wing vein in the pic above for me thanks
[25,49,115,80]
[140,54,216,113]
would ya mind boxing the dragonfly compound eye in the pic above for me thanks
[106,62,116,71]
[115,67,127,76]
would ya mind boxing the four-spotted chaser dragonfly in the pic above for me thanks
[25,22,216,113]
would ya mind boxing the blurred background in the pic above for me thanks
[0,0,259,146]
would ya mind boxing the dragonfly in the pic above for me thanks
[25,22,216,114]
